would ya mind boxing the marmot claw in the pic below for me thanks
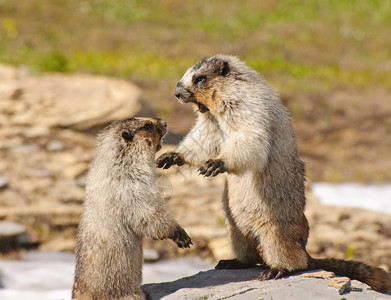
[171,226,192,249]
[156,152,185,169]
[198,159,227,177]
[258,268,289,281]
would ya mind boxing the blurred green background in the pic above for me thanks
[1,0,391,182]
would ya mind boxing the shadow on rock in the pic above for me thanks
[143,267,264,299]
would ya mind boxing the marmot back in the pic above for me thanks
[73,117,192,300]
[157,55,391,293]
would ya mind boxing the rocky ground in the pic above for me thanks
[144,268,391,299]
[0,64,390,275]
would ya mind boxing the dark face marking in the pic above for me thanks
[121,131,134,142]
[194,102,209,113]
[193,75,206,85]
[221,61,230,76]
[141,122,154,131]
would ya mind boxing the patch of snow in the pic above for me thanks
[312,182,391,214]
[0,251,213,300]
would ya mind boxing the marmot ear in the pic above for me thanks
[220,61,230,77]
[121,131,134,142]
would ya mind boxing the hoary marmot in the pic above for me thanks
[73,117,192,300]
[157,55,391,293]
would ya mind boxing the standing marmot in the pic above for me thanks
[73,117,192,300]
[157,55,391,293]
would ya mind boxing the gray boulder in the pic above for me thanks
[143,267,391,300]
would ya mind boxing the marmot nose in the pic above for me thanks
[174,81,184,99]
[156,118,167,127]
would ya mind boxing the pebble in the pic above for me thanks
[46,140,65,151]
[10,144,39,154]
[0,221,26,237]
[144,248,160,262]
[0,176,9,189]
[28,169,53,177]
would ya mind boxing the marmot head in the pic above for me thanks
[96,117,167,164]
[174,54,256,115]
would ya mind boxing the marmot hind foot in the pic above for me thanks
[215,259,254,269]
[142,289,151,300]
[258,268,290,280]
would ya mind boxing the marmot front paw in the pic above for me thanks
[198,159,227,177]
[170,225,192,248]
[156,152,185,169]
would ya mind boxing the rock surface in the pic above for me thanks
[143,268,391,300]
[0,64,143,131]
[0,221,25,237]
[0,221,27,252]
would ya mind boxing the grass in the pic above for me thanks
[2,0,391,81]
[1,0,391,182]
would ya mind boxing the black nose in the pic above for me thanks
[156,118,167,127]
[174,81,184,99]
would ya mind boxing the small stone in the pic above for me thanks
[28,169,53,177]
[10,144,39,154]
[327,277,352,295]
[0,221,26,237]
[339,281,351,295]
[16,232,40,249]
[300,270,335,279]
[0,176,9,189]
[46,140,65,151]
[144,248,160,262]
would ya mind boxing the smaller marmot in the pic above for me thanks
[72,117,192,300]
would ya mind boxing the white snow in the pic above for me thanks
[312,182,391,214]
[0,251,213,300]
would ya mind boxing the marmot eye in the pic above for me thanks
[142,123,153,130]
[195,76,206,84]
[121,131,133,142]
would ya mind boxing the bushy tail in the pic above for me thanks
[309,257,391,293]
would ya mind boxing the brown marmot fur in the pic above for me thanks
[73,117,192,300]
[157,55,391,293]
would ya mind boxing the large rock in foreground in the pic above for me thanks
[143,268,391,299]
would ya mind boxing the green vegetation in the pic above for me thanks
[1,0,390,84]
[345,244,355,260]
[1,0,390,181]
